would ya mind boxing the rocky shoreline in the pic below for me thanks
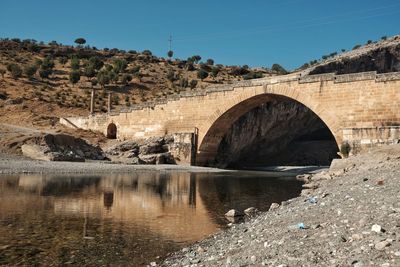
[159,145,400,267]
[0,153,225,174]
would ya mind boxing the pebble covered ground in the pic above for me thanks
[160,145,400,267]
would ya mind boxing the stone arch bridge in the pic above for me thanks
[61,71,400,166]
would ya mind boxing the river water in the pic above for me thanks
[0,171,302,266]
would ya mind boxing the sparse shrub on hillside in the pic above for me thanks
[125,95,130,106]
[367,40,373,44]
[97,70,111,89]
[7,63,22,79]
[128,50,137,54]
[185,62,195,71]
[211,66,220,78]
[271,63,288,75]
[167,50,173,59]
[130,65,141,74]
[39,69,51,80]
[0,68,6,78]
[23,65,38,79]
[381,36,387,40]
[167,70,177,82]
[112,95,120,105]
[142,50,152,56]
[113,59,127,74]
[34,58,43,67]
[88,56,104,70]
[191,55,201,64]
[39,56,55,79]
[352,44,361,50]
[70,56,80,70]
[230,66,250,76]
[83,64,96,78]
[69,70,81,85]
[121,74,132,85]
[197,69,209,80]
[341,49,346,52]
[243,71,263,80]
[91,78,98,88]
[59,56,68,66]
[179,77,189,88]
[206,59,214,65]
[190,79,198,89]
[74,38,86,46]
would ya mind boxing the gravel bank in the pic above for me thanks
[0,153,226,174]
[160,145,400,267]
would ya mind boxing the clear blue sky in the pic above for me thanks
[1,0,399,70]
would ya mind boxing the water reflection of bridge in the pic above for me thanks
[0,172,301,243]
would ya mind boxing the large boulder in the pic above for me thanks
[21,134,107,162]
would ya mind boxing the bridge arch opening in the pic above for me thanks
[107,123,117,139]
[197,94,339,168]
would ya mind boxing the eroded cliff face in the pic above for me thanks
[214,99,339,168]
[310,43,400,75]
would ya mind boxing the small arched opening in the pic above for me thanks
[106,123,117,139]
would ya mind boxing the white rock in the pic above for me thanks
[371,224,383,233]
[251,255,257,263]
[269,203,280,211]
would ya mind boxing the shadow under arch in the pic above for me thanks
[107,123,117,139]
[196,93,340,167]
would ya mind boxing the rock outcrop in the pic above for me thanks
[105,135,176,165]
[21,133,107,162]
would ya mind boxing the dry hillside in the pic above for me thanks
[0,39,275,128]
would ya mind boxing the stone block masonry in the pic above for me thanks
[61,71,400,166]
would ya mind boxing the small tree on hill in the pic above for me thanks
[74,38,86,46]
[206,59,214,65]
[97,70,111,89]
[69,70,81,87]
[113,59,127,74]
[197,69,209,80]
[211,66,220,78]
[271,63,288,75]
[70,56,80,70]
[191,55,201,63]
[23,65,38,79]
[167,50,173,59]
[88,56,104,70]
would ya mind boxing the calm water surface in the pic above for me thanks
[0,171,302,266]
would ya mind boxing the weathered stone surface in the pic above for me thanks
[225,209,244,217]
[21,134,106,162]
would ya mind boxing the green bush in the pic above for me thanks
[197,69,209,80]
[271,64,288,75]
[69,70,81,86]
[7,63,22,79]
[23,64,38,79]
[190,79,198,89]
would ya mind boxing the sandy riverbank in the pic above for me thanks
[160,145,400,267]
